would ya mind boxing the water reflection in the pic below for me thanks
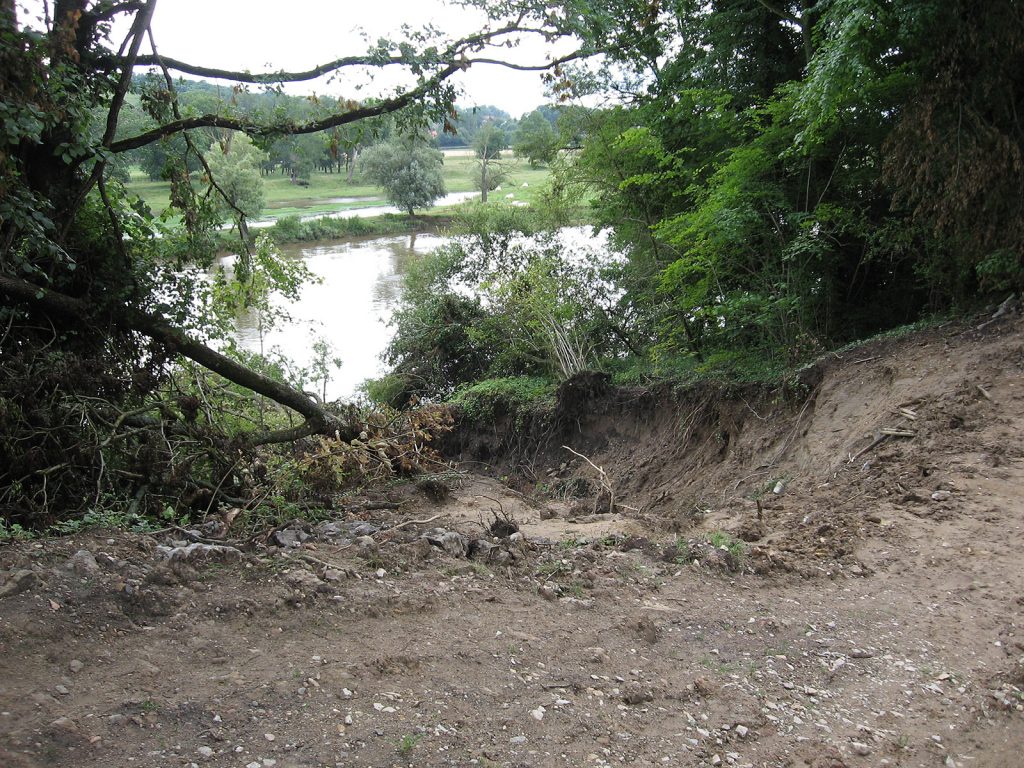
[230,232,448,400]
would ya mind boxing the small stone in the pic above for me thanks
[375,568,386,579]
[0,569,38,597]
[68,549,100,575]
[931,490,952,502]
[622,682,654,705]
[711,755,722,766]
[54,684,69,695]
[197,745,214,758]
[285,569,326,593]
[530,706,546,721]
[538,582,559,601]
[735,724,749,738]
[355,535,378,555]
[264,732,275,741]
[586,646,610,663]
[851,741,871,756]
[323,569,345,582]
[849,648,874,659]
[69,659,84,674]
[247,762,261,768]
[271,528,310,548]
[422,529,468,557]
[510,735,527,745]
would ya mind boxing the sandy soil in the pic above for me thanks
[1,315,1022,768]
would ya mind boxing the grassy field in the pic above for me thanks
[127,150,553,221]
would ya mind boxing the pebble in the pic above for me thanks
[375,568,387,579]
[55,684,69,695]
[530,706,546,721]
[69,659,84,674]
[264,732,275,741]
[931,490,952,502]
[851,741,871,756]
[197,745,214,758]
[735,724,749,738]
[538,583,558,601]
[510,735,527,745]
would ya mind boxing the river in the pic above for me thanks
[230,232,449,400]
[226,226,609,401]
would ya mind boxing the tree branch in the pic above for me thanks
[754,0,803,27]
[109,61,463,152]
[130,21,554,84]
[0,272,358,443]
[133,52,408,83]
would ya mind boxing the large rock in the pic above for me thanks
[422,528,468,557]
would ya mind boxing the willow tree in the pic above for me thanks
[0,0,583,526]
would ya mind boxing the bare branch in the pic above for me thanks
[133,52,408,83]
[130,21,558,84]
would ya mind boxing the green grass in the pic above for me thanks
[126,151,553,221]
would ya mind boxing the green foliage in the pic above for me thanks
[449,377,556,424]
[706,530,746,561]
[360,137,446,214]
[513,110,558,167]
[204,133,268,220]
[382,204,629,398]
[396,733,423,757]
[0,519,33,542]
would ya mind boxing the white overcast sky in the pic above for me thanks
[19,0,575,117]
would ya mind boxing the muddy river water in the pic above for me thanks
[230,232,448,400]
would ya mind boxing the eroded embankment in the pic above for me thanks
[444,317,1024,577]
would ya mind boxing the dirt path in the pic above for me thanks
[1,318,1022,768]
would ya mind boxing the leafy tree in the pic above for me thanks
[204,133,267,220]
[513,110,558,167]
[360,137,447,214]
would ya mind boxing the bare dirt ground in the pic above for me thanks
[1,315,1022,768]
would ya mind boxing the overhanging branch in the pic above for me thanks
[110,61,463,152]
[0,273,358,443]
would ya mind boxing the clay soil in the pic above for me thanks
[1,317,1022,768]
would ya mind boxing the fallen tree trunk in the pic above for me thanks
[0,272,358,444]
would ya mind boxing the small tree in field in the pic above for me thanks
[360,138,446,214]
[472,123,508,203]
